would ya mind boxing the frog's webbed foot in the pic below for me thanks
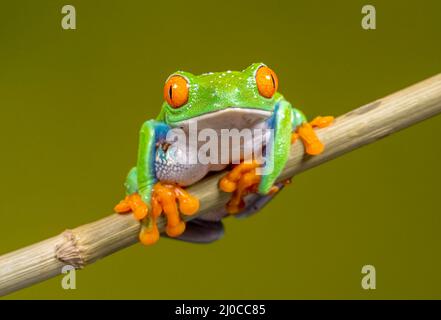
[291,116,334,155]
[219,160,282,214]
[150,182,200,239]
[114,182,200,245]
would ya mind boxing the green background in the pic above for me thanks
[1,0,440,299]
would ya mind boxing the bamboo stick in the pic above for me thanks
[1,73,441,296]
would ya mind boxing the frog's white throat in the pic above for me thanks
[172,107,272,132]
[160,108,273,183]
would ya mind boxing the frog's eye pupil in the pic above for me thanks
[164,75,189,108]
[256,66,278,98]
[270,74,276,88]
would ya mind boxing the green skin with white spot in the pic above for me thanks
[124,63,307,209]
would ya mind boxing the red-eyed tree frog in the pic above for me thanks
[115,63,333,245]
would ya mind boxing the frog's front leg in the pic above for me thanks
[219,100,294,213]
[290,111,334,155]
[220,101,334,214]
[258,100,295,194]
[114,120,200,245]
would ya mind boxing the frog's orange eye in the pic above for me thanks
[164,75,189,108]
[255,66,278,98]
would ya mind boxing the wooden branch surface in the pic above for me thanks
[1,73,441,296]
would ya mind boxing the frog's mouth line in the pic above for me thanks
[172,107,272,132]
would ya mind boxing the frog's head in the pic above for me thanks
[158,63,283,131]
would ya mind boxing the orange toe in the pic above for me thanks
[139,224,159,245]
[305,141,324,155]
[114,195,132,213]
[115,194,148,220]
[219,160,263,215]
[152,182,199,239]
[219,177,237,193]
[177,192,200,216]
[166,220,186,237]
[310,116,334,128]
[133,205,148,220]
[297,122,326,155]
